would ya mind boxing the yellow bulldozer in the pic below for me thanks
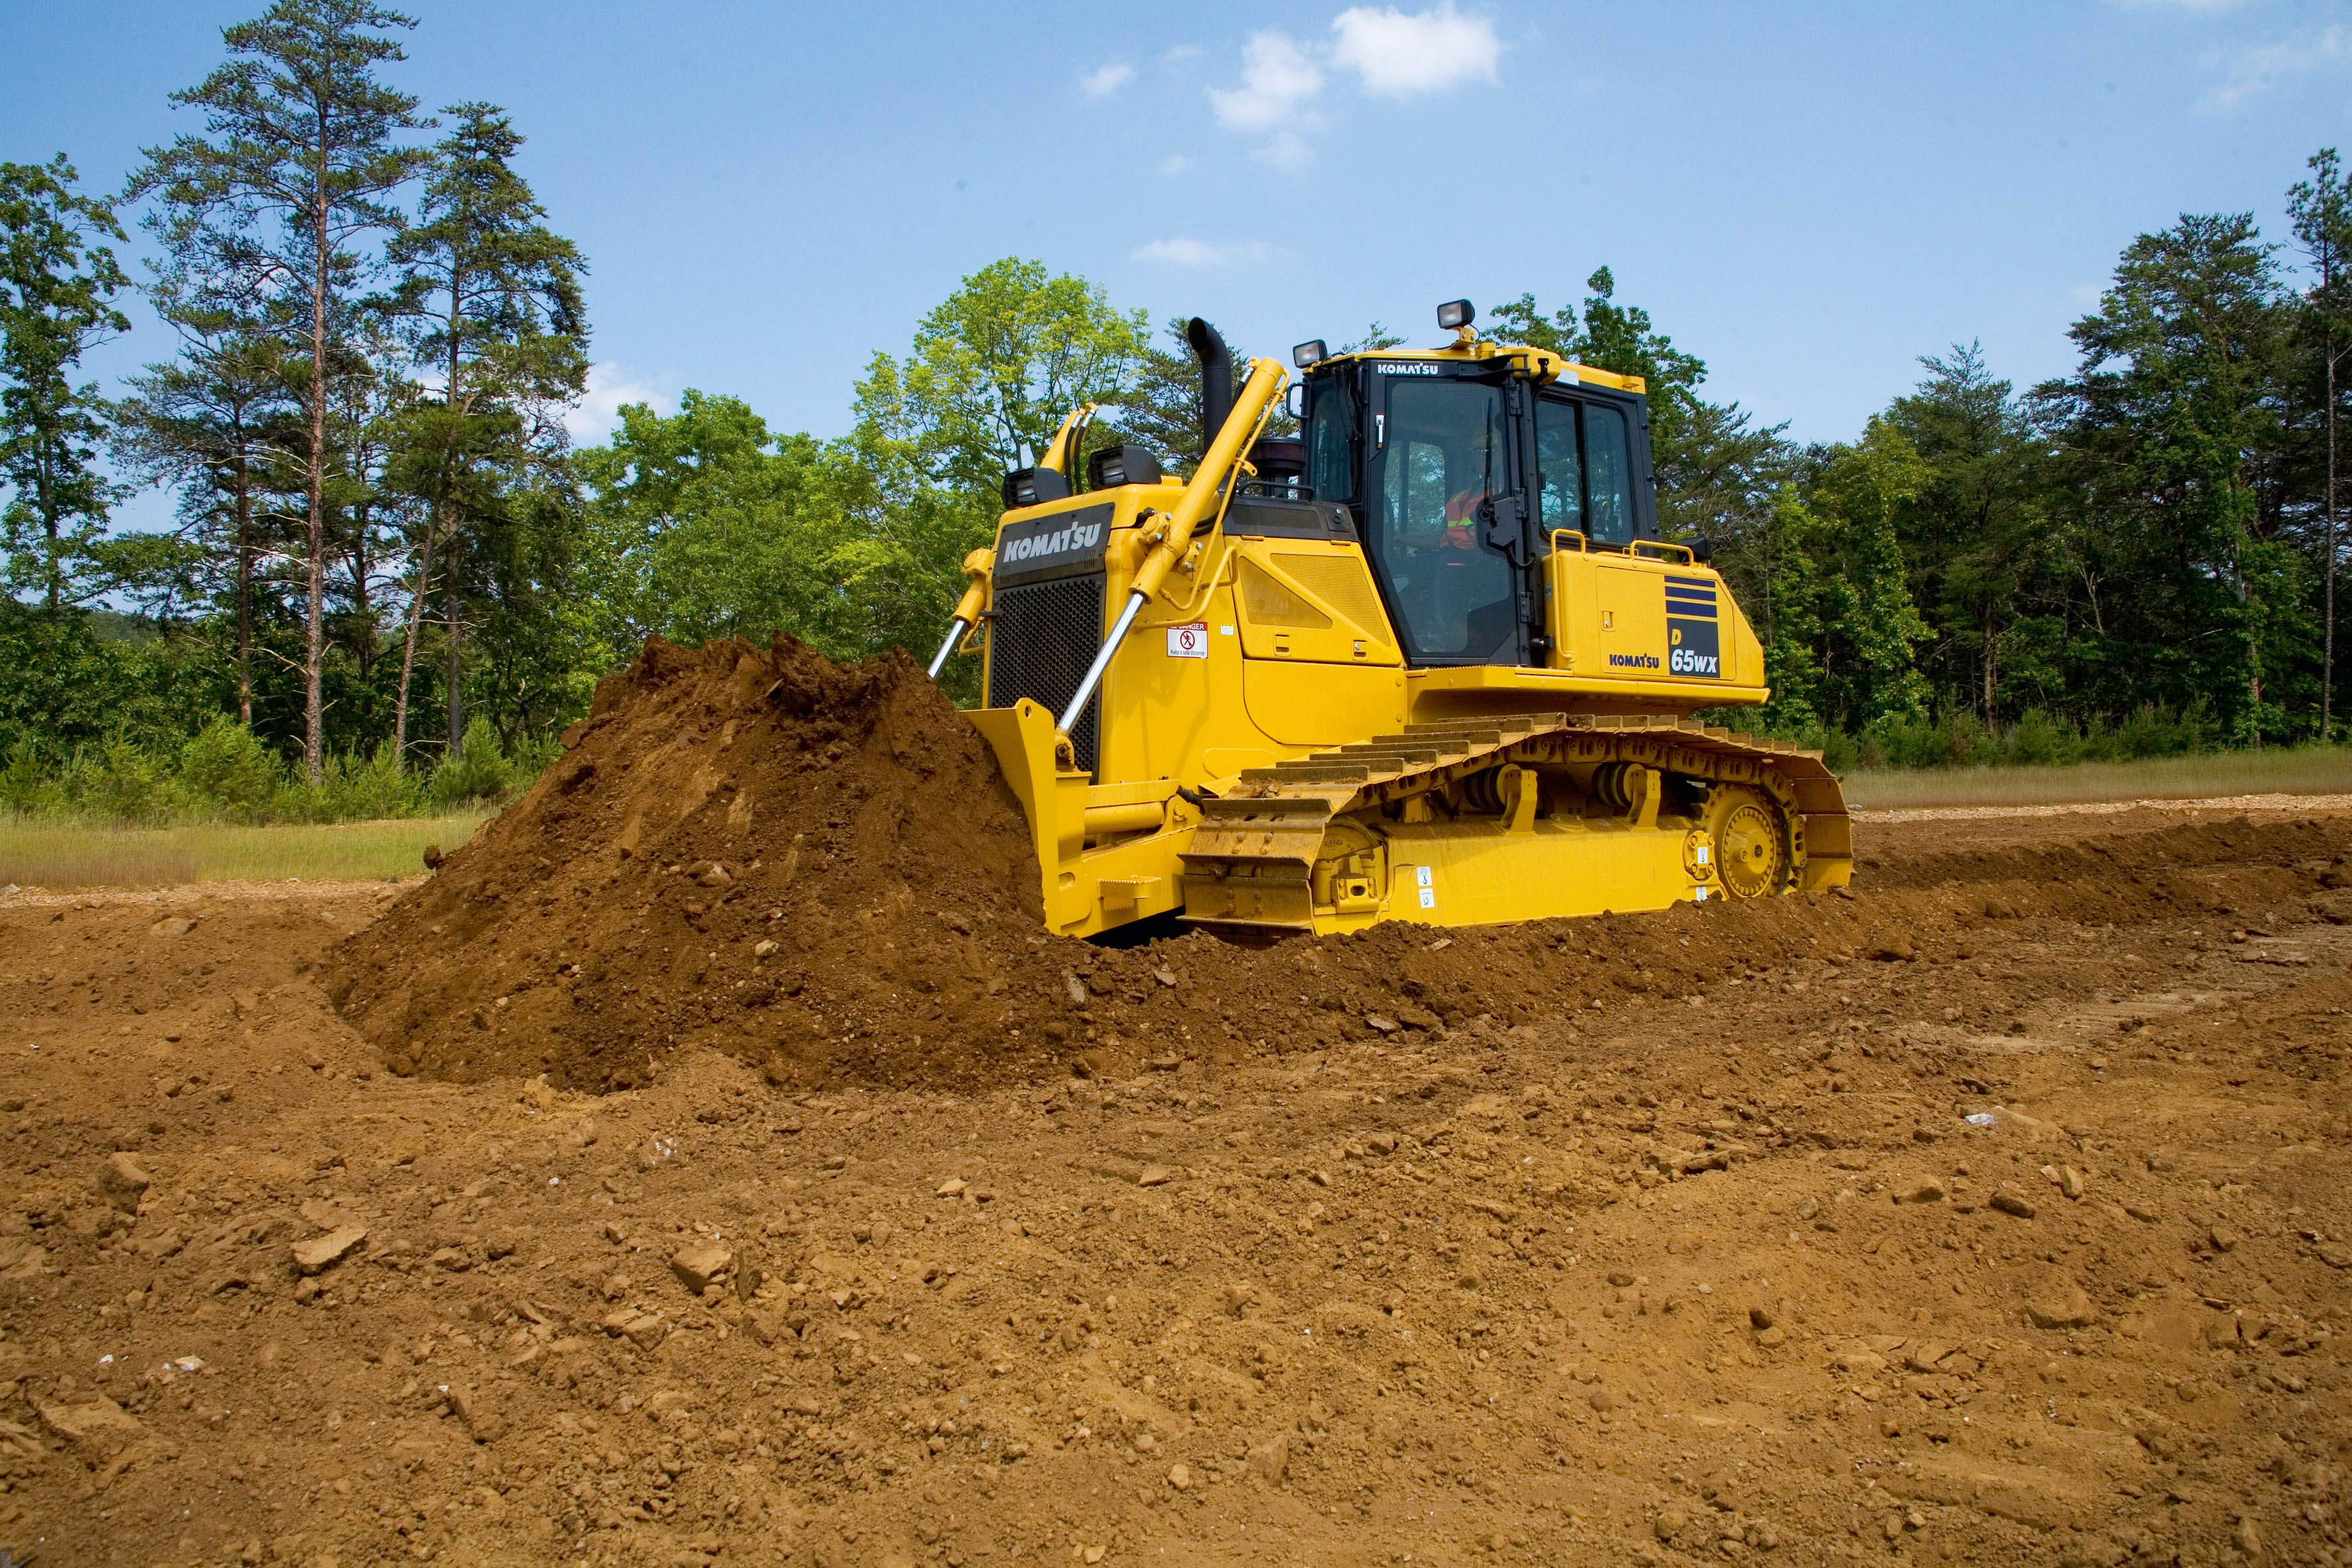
[926,301,1850,941]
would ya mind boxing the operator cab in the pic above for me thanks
[1292,300,1660,669]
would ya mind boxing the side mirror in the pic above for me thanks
[1285,384,1304,419]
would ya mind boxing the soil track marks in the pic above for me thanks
[2,811,2351,1565]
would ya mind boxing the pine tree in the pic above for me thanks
[386,102,587,767]
[129,0,431,781]
[113,286,298,725]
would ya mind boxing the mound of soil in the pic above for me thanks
[331,630,2352,1103]
[331,635,1073,1091]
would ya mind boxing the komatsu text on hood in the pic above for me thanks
[993,503,1113,585]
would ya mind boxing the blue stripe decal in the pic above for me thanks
[1665,597,1718,615]
[1664,574,1715,589]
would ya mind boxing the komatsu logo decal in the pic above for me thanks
[995,503,1114,582]
[1607,652,1660,670]
[999,520,1102,564]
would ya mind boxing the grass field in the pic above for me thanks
[1843,745,2352,810]
[0,813,491,890]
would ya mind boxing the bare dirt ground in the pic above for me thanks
[4,803,2352,1568]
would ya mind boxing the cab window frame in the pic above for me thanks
[1533,384,1656,552]
[1354,363,1526,667]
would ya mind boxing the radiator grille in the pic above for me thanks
[987,573,1104,775]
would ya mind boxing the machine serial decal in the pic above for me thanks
[1668,617,1723,678]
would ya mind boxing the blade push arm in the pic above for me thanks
[925,546,994,679]
[1054,355,1286,736]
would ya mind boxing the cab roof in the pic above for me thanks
[1311,339,1646,395]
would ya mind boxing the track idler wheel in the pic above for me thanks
[1706,785,1792,898]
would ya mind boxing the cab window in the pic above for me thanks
[1362,374,1518,663]
[1304,376,1356,501]
[1585,403,1636,546]
[1537,396,1638,548]
[1535,396,1583,536]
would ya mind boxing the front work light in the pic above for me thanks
[1436,299,1475,331]
[1293,339,1327,368]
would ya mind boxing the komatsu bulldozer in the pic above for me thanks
[927,301,1850,941]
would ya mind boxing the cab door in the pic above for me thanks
[1535,388,1661,676]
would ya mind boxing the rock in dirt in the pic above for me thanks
[1989,1186,2037,1219]
[290,1225,367,1275]
[39,1396,145,1460]
[97,1152,152,1211]
[451,1383,506,1443]
[670,1241,734,1295]
[1247,1434,1291,1483]
[600,1310,666,1349]
[1893,1179,1945,1205]
[2025,1272,2099,1329]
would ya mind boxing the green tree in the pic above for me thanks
[0,154,131,613]
[2045,212,2296,740]
[1804,420,1936,730]
[853,258,1148,495]
[113,291,298,724]
[577,392,871,659]
[2290,148,2352,740]
[1883,343,2053,722]
[386,102,588,766]
[129,0,433,781]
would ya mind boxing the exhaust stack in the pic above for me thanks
[1186,317,1233,461]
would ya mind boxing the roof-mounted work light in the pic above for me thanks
[1436,299,1475,331]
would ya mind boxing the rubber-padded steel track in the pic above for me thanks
[1178,714,1851,938]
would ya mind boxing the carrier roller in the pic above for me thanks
[1178,714,1851,940]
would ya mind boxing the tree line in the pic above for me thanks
[4,1,2350,824]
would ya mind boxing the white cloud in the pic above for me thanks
[565,362,672,445]
[1080,62,1135,97]
[1330,3,1500,96]
[1132,237,1276,268]
[1157,154,1192,176]
[1162,44,1204,64]
[1209,31,1324,131]
[1251,131,1317,172]
[2205,23,2348,108]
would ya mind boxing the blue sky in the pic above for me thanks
[5,0,2350,518]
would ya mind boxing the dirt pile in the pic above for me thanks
[331,635,1065,1091]
[333,619,2352,1107]
[8,809,2352,1565]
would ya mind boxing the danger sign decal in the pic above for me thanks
[1166,623,1209,659]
